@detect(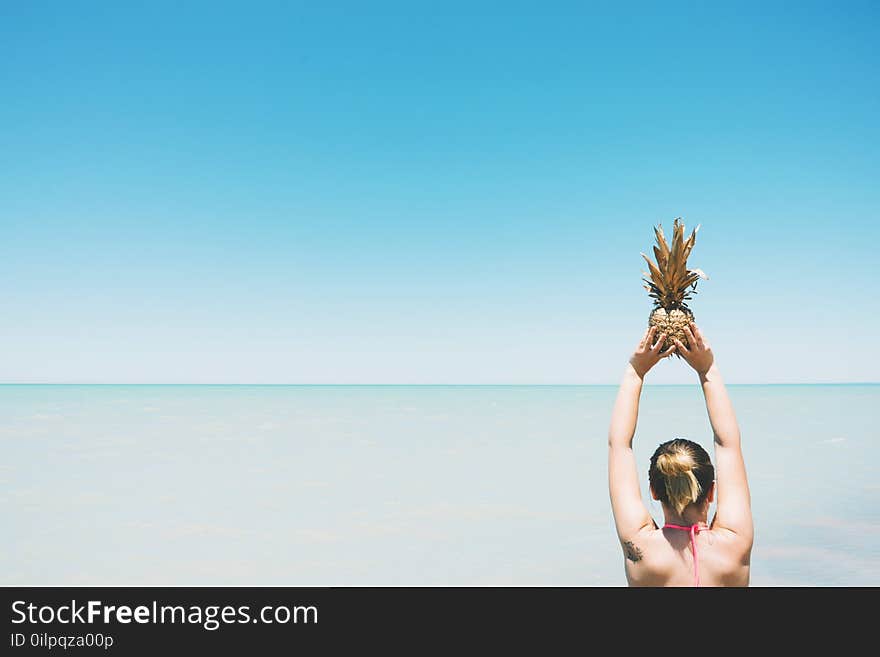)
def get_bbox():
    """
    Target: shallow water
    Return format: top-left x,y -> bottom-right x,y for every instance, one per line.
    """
2,384 -> 877,586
